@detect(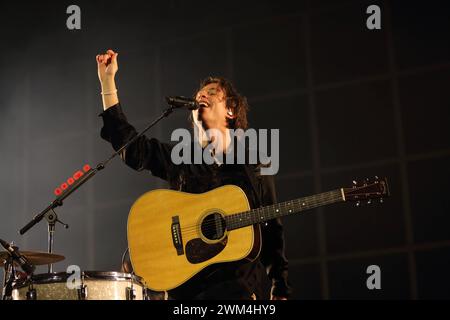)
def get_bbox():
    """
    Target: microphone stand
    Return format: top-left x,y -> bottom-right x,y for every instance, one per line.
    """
19,104 -> 181,266
45,209 -> 69,273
